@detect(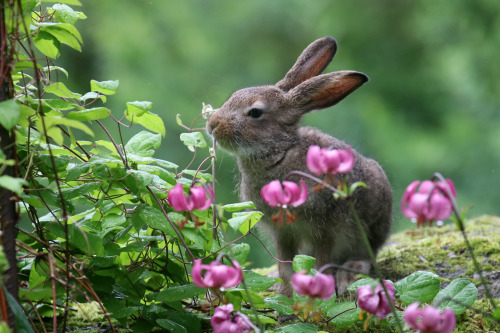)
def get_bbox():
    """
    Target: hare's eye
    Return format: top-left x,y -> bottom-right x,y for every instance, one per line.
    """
247,108 -> 263,119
